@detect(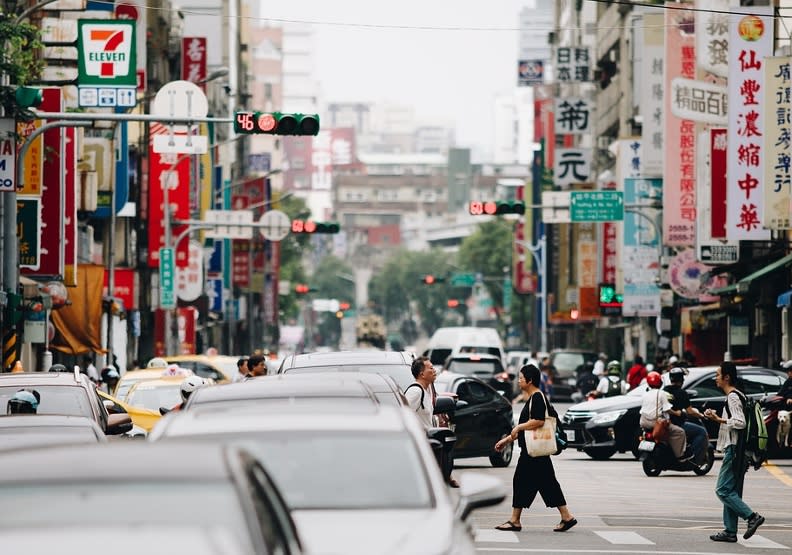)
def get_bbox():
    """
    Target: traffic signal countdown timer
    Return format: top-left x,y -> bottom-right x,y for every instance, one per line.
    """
468,200 -> 526,216
291,219 -> 340,234
234,111 -> 320,135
